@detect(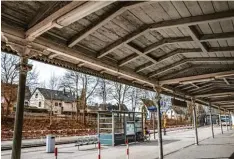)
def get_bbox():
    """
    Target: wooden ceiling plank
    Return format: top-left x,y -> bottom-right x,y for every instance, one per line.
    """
195,91 -> 234,98
98,11 -> 234,59
160,70 -> 234,85
149,57 -> 234,78
28,1 -> 58,28
199,32 -> 234,42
